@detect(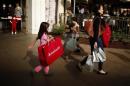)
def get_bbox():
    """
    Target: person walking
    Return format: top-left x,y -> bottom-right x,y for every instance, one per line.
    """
66,8 -> 74,33
77,4 -> 107,75
71,17 -> 80,52
28,22 -> 53,75
63,17 -> 80,61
